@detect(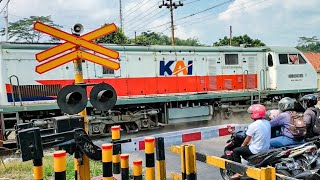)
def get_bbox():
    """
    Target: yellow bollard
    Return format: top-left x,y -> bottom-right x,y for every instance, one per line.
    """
145,136 -> 155,180
121,154 -> 129,180
156,137 -> 166,180
54,150 -> 66,180
102,144 -> 113,180
180,145 -> 186,180
112,125 -> 121,174
133,160 -> 143,180
33,158 -> 43,180
185,145 -> 196,180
